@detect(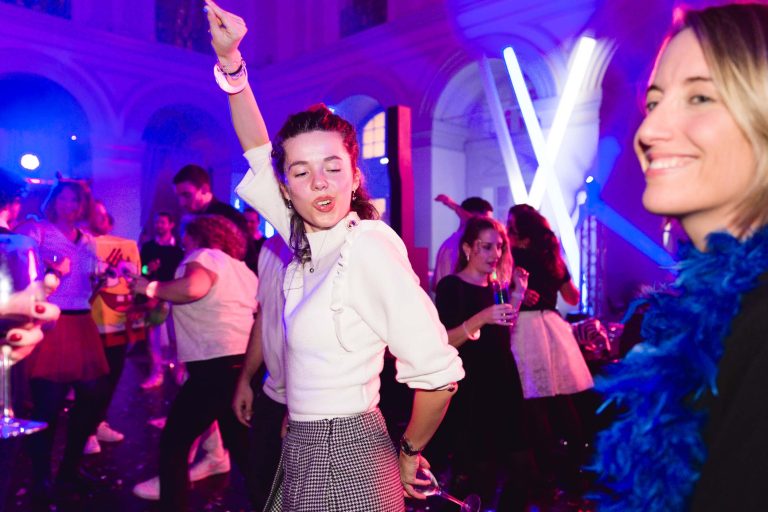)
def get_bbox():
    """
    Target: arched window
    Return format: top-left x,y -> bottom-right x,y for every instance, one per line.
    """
362,111 -> 386,159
